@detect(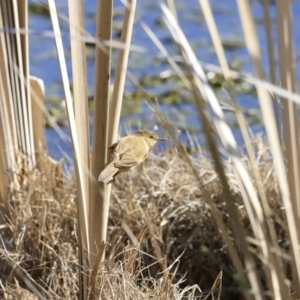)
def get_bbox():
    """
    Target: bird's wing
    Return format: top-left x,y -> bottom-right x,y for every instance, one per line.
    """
114,149 -> 147,168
